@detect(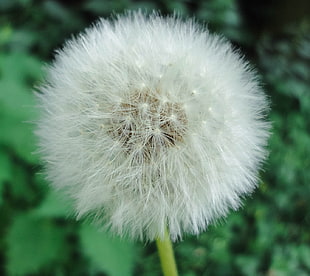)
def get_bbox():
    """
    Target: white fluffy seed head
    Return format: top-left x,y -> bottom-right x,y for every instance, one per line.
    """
36,11 -> 270,241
